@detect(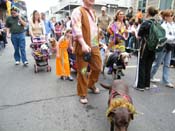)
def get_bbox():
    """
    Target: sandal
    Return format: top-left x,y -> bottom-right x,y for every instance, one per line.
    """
89,86 -> 100,94
79,97 -> 88,104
